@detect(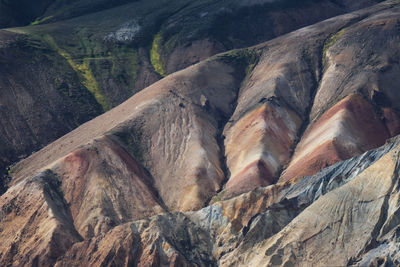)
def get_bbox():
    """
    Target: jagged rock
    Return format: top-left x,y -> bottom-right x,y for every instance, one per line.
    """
235,140 -> 400,266
0,171 -> 82,267
55,213 -> 215,267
